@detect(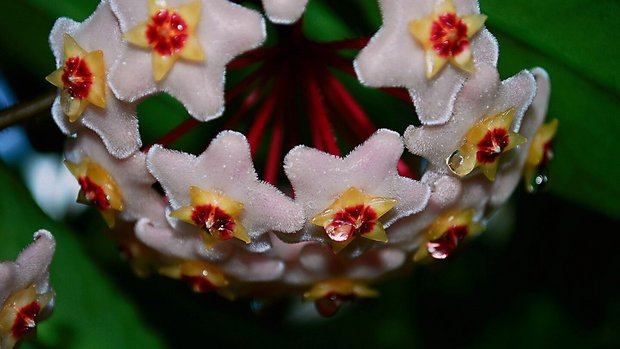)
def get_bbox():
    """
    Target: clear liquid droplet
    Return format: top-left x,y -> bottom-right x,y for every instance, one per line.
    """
447,150 -> 465,175
527,166 -> 549,193
60,90 -> 82,119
